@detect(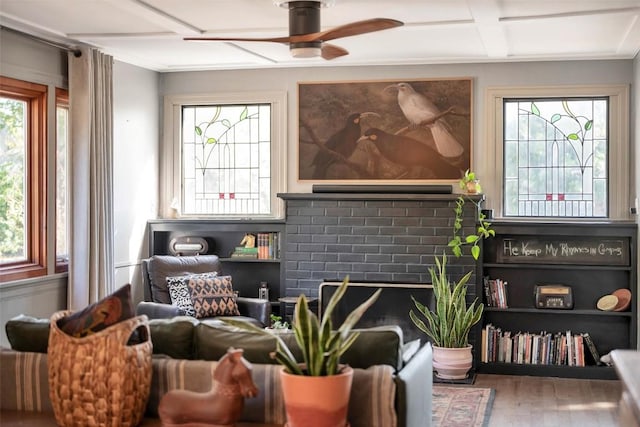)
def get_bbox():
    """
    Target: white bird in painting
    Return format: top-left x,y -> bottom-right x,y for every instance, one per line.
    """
386,82 -> 464,158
